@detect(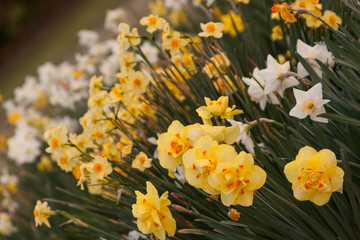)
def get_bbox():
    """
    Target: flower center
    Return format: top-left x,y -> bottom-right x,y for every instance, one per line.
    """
170,39 -> 179,48
94,163 -> 103,172
302,98 -> 315,114
139,157 -> 146,163
148,16 -> 157,25
133,78 -> 142,87
50,138 -> 59,148
206,23 -> 216,32
33,209 -> 39,217
60,157 -> 67,164
328,15 -> 337,25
